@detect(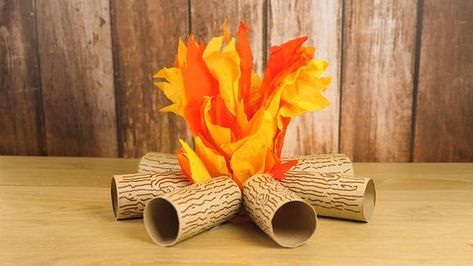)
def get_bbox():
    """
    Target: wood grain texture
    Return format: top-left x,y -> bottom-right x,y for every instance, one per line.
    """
111,0 -> 191,158
340,0 -> 418,162
0,157 -> 473,264
268,0 -> 342,156
0,156 -> 138,187
190,0 -> 265,74
0,0 -> 44,155
112,171 -> 190,219
242,174 -> 316,247
145,176 -> 241,246
285,153 -> 353,176
413,0 -> 473,162
137,152 -> 181,173
36,0 -> 117,156
280,171 -> 374,221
